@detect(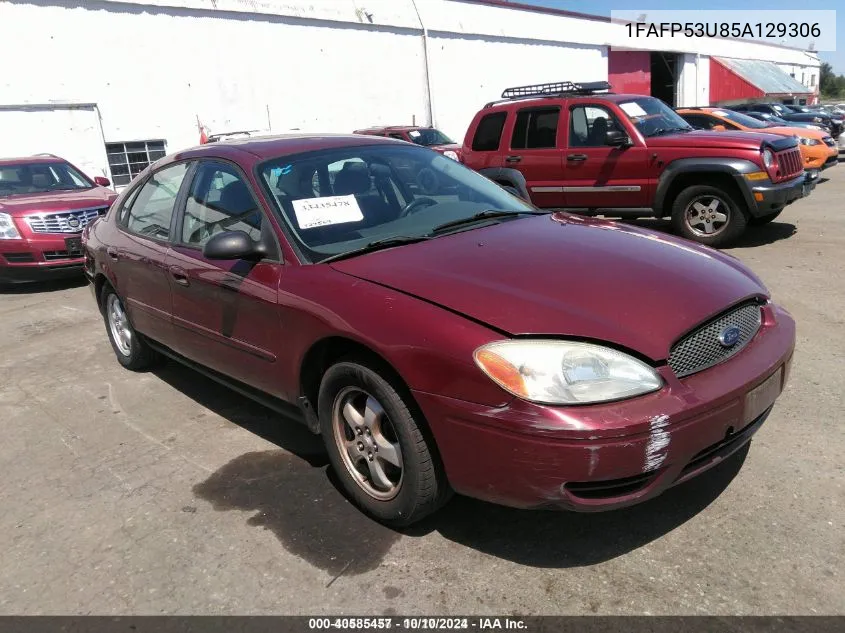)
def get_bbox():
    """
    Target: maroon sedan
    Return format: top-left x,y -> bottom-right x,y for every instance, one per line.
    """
0,156 -> 116,284
353,125 -> 463,161
82,134 -> 794,525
